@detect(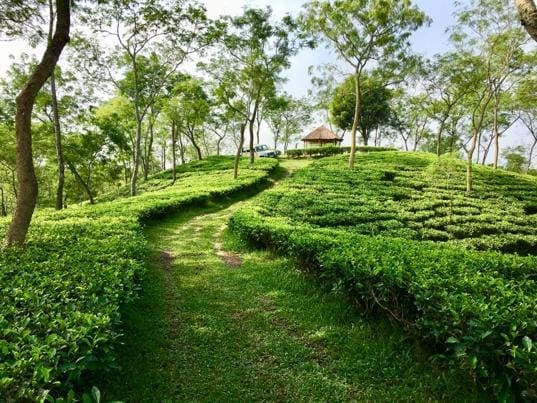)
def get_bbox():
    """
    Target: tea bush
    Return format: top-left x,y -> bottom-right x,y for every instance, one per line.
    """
285,145 -> 395,158
0,156 -> 277,400
230,151 -> 537,398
